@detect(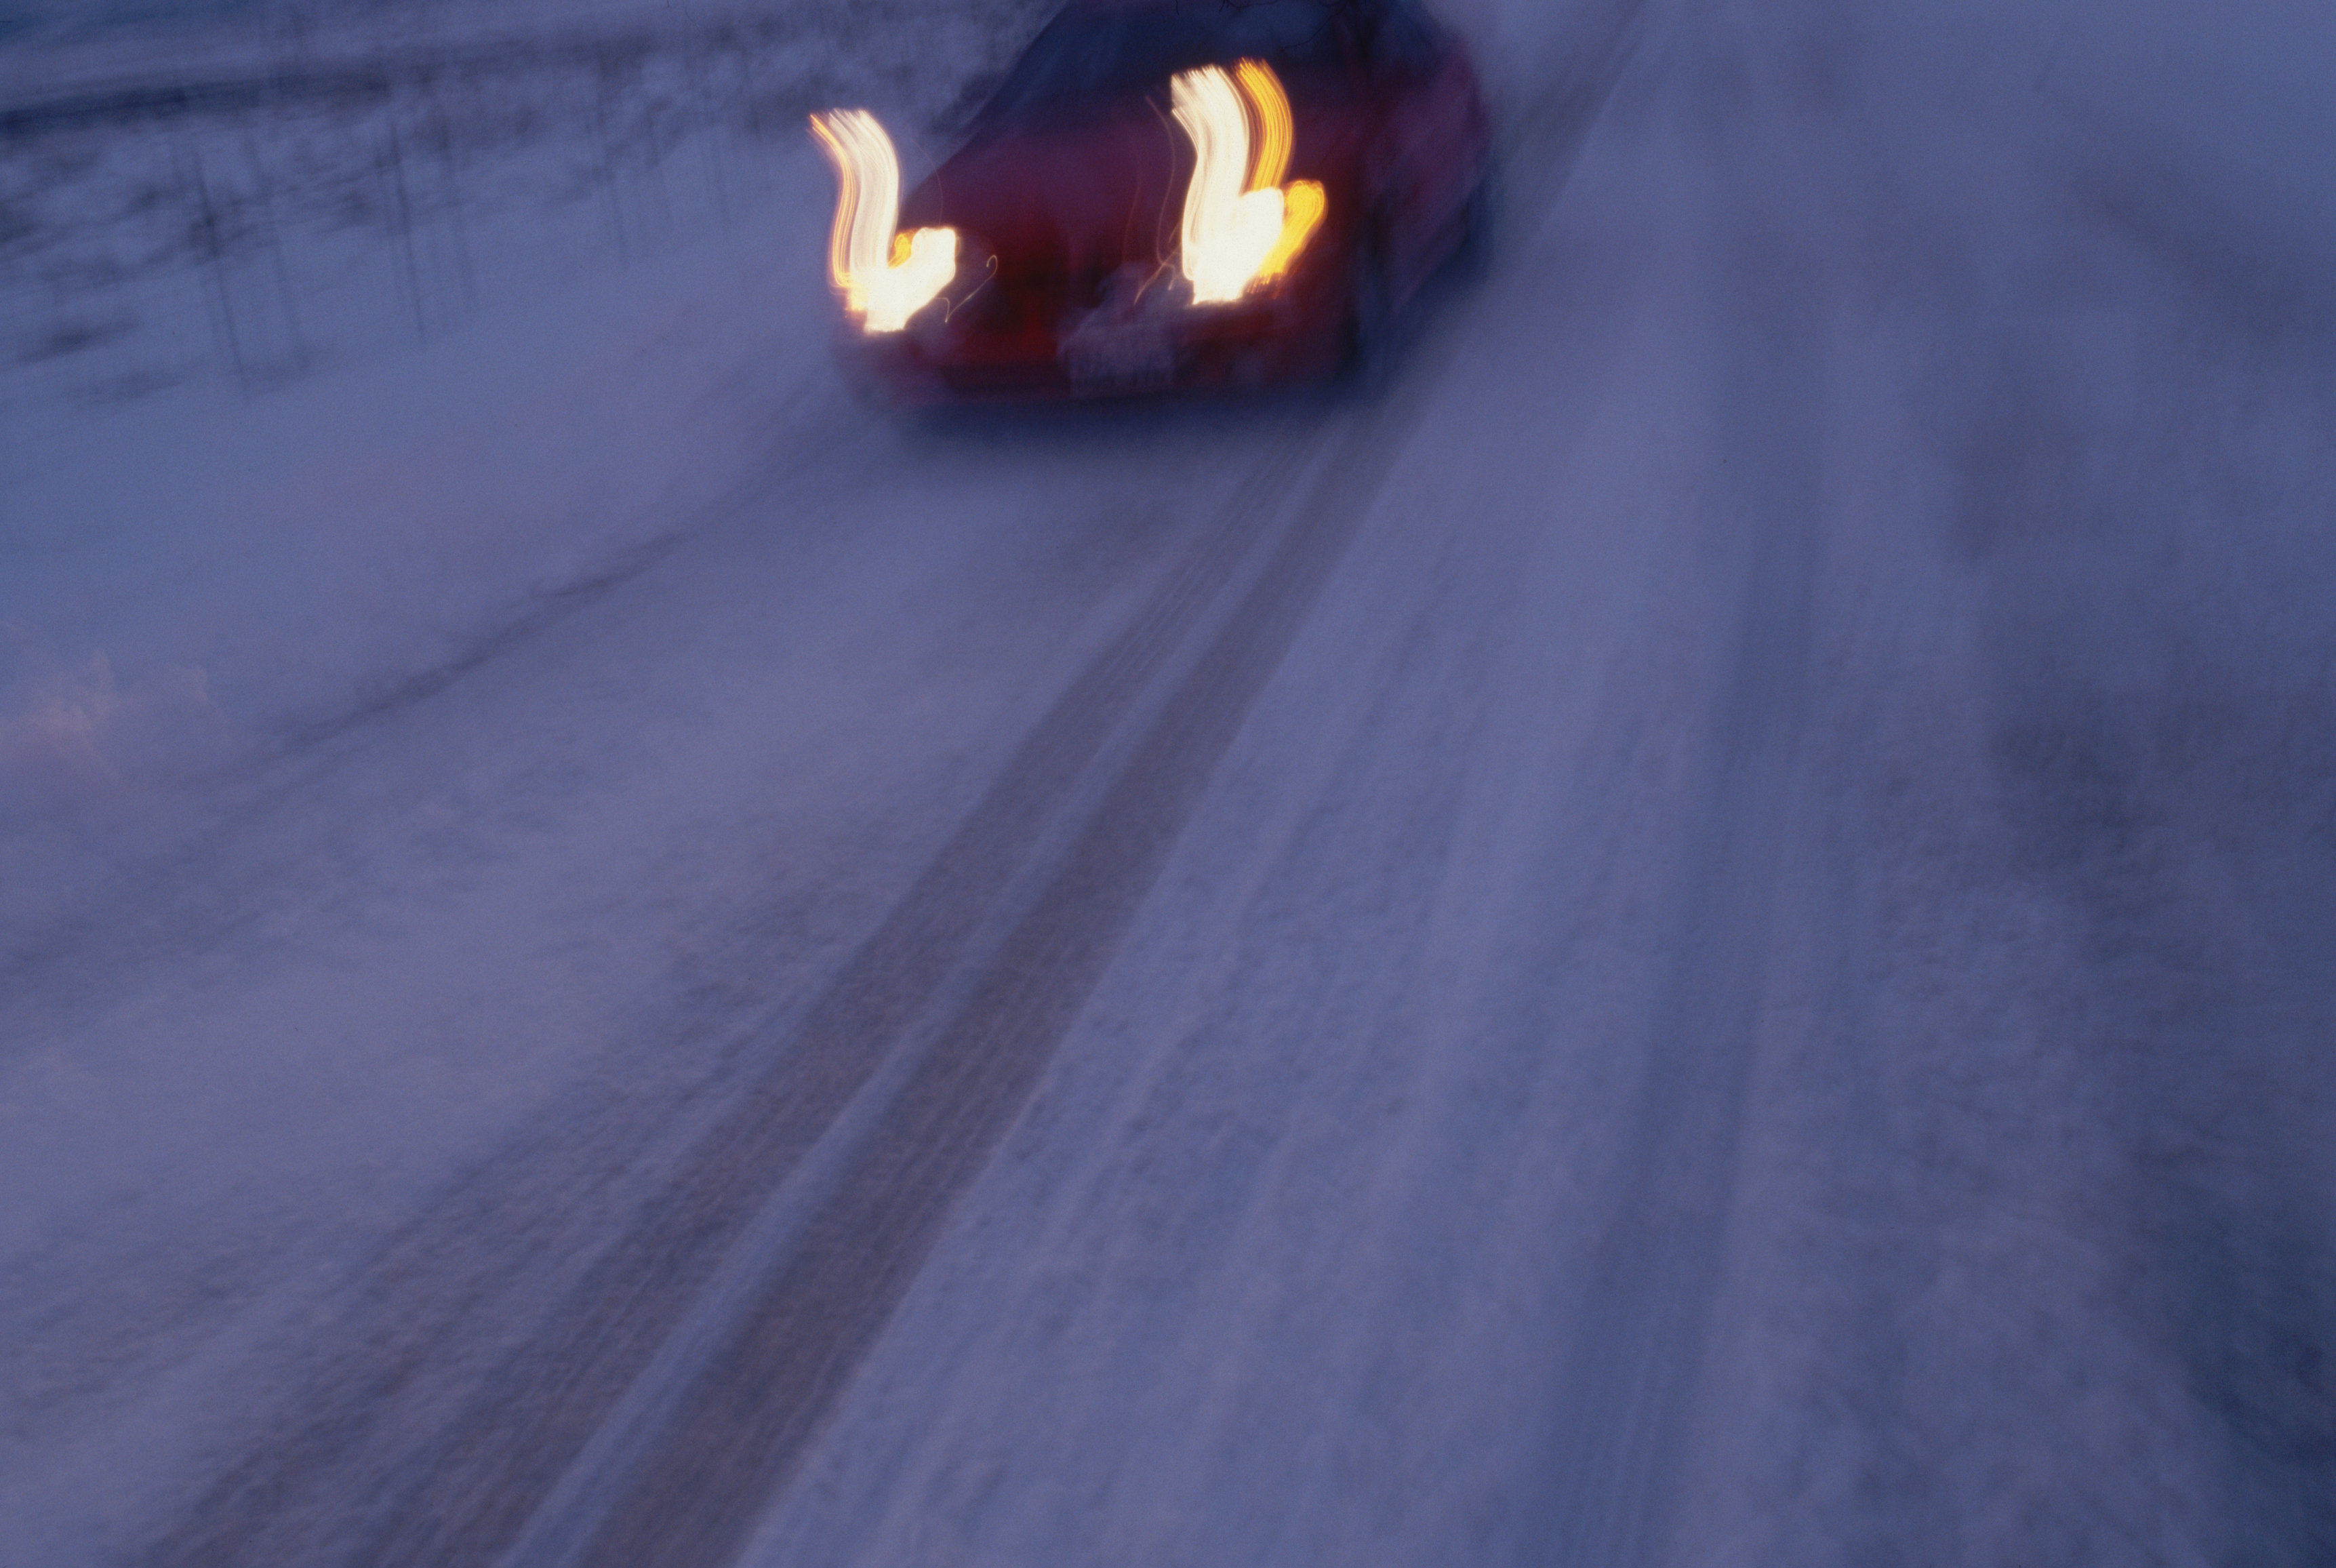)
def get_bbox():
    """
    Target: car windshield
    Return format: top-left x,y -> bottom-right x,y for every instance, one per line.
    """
980,1 -> 1357,120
